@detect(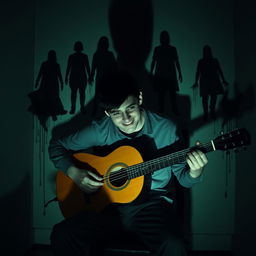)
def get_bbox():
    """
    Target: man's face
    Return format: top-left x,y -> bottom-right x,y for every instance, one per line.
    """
105,94 -> 144,134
